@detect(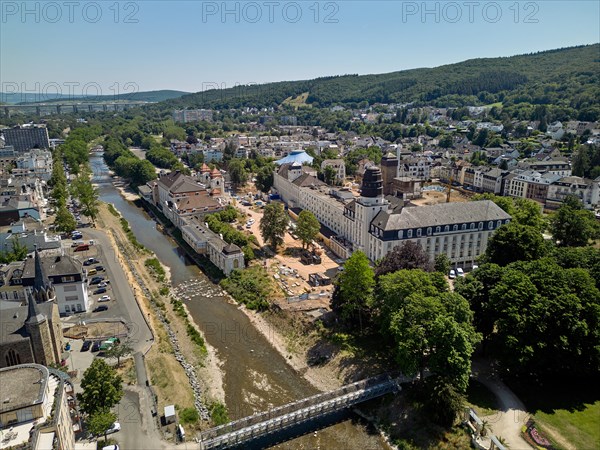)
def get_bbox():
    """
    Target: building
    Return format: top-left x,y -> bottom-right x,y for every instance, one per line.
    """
0,261 -> 27,304
503,170 -> 560,202
14,149 -> 53,181
1,221 -> 62,253
380,152 -> 399,195
21,250 -> 89,315
275,164 -> 510,267
151,170 -> 222,227
0,364 -> 76,450
546,176 -> 600,210
1,126 -> 50,153
0,291 -> 63,368
398,156 -> 432,180
181,216 -> 245,275
172,109 -> 213,123
320,159 -> 346,184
